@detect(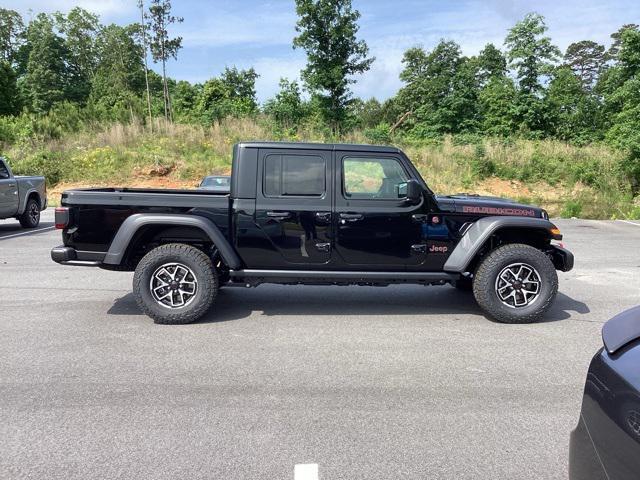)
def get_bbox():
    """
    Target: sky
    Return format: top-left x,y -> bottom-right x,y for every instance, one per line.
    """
4,0 -> 640,102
